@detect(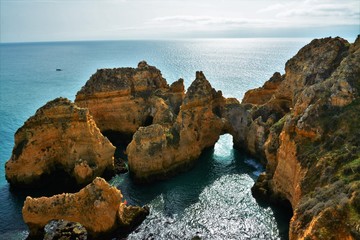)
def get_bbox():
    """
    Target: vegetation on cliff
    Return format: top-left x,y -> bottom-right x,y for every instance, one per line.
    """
4,36 -> 359,239
249,36 -> 360,239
